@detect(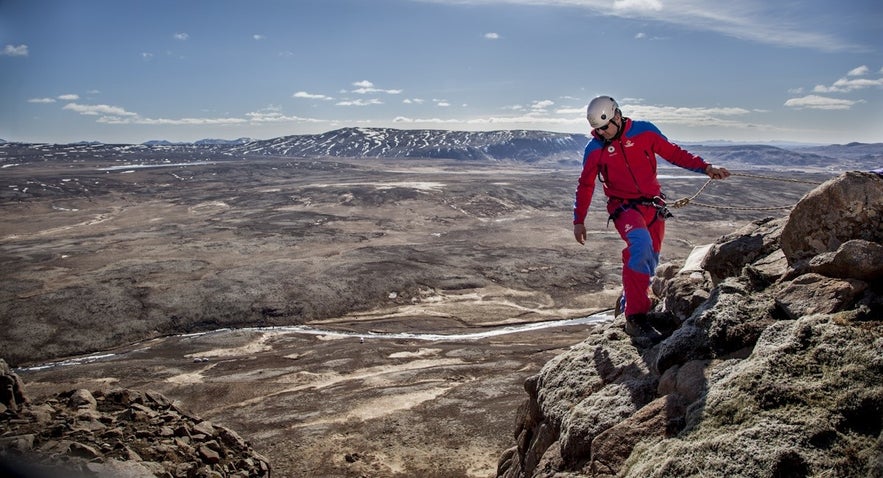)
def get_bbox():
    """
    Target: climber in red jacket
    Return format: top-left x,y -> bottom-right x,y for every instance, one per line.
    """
572,96 -> 730,340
